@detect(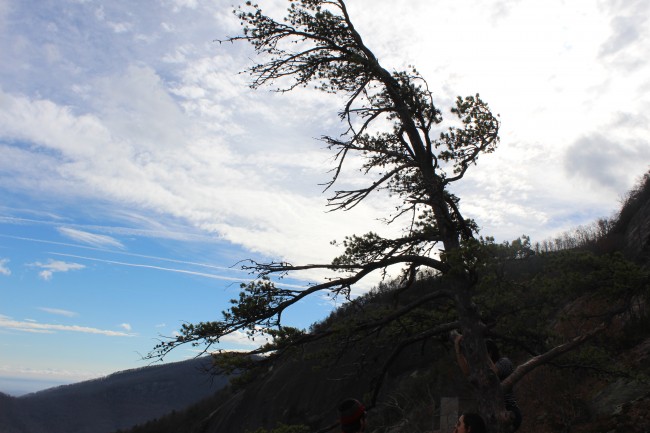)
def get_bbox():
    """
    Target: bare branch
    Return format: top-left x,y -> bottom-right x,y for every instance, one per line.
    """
501,322 -> 606,392
369,321 -> 460,407
327,164 -> 411,211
